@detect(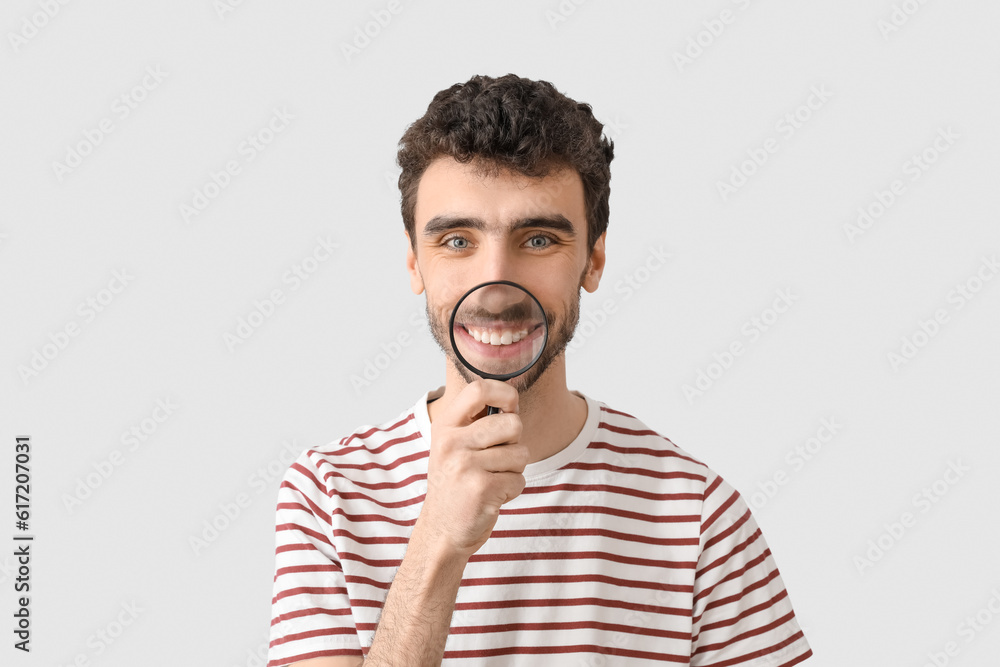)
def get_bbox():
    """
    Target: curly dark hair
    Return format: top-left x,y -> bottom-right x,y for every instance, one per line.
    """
396,73 -> 614,253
